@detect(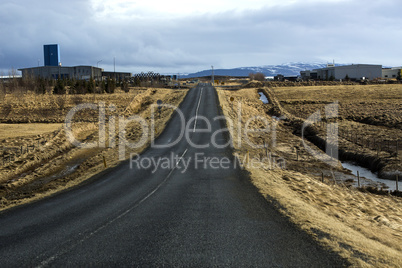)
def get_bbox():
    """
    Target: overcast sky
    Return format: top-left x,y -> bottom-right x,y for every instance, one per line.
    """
1,0 -> 401,74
